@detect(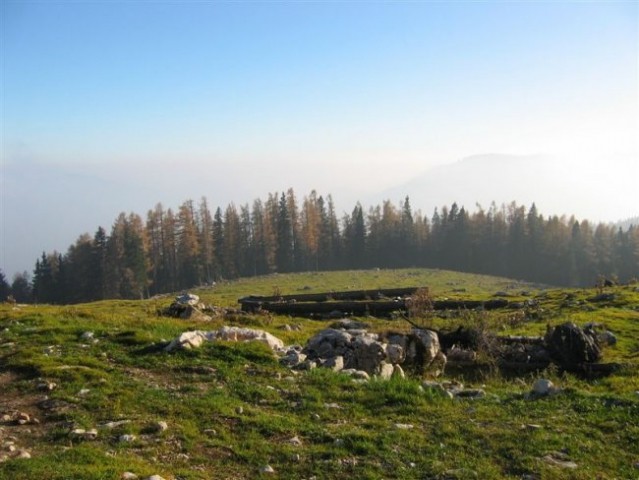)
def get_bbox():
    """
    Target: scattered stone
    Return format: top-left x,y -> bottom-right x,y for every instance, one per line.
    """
394,423 -> 414,430
15,450 -> 31,459
118,434 -> 136,442
311,413 -> 321,421
154,421 -> 168,433
121,473 -> 138,480
288,436 -> 303,446
454,388 -> 486,399
542,452 -> 577,469
36,380 -> 57,391
78,388 -> 91,397
235,406 -> 244,415
80,331 -> 95,341
143,476 -> 166,480
525,424 -> 542,431
16,412 -> 30,425
531,379 -> 560,397
324,402 -> 341,409
442,468 -> 478,478
261,464 -> 275,474
71,428 -> 98,440
101,420 -> 131,429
